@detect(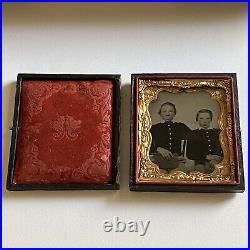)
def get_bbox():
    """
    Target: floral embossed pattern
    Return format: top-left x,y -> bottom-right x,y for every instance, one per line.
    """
14,80 -> 114,184
50,115 -> 82,141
